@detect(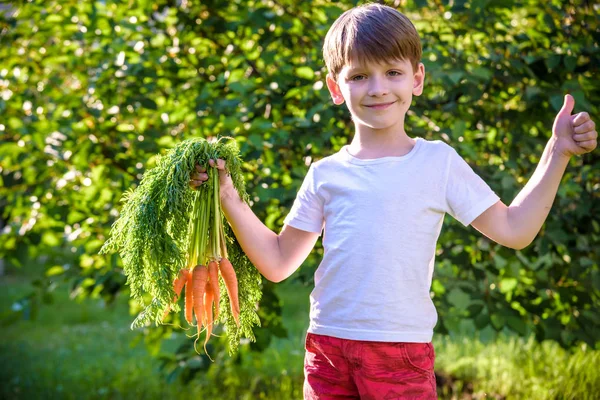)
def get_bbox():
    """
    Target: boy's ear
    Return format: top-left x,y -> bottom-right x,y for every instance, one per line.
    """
326,73 -> 345,105
412,63 -> 426,96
